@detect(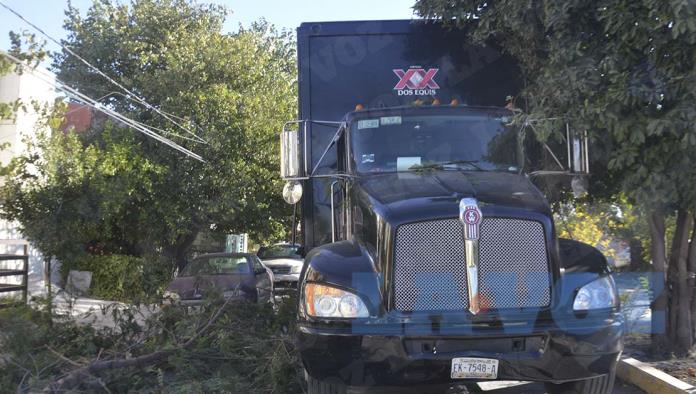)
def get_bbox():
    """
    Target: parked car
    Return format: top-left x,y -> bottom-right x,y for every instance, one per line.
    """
257,243 -> 303,291
164,253 -> 274,305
